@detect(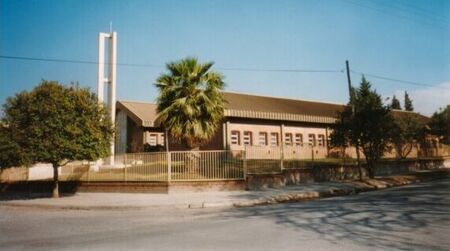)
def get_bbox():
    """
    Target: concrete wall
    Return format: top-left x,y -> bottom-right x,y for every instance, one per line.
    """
246,158 -> 446,190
